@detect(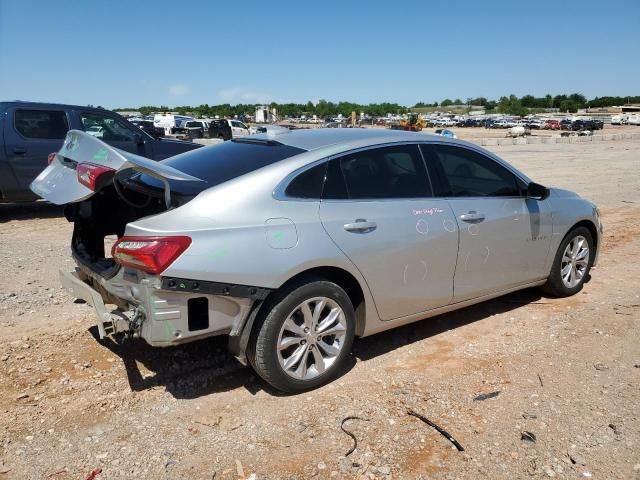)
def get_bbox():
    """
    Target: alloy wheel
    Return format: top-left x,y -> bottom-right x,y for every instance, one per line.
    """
276,297 -> 347,380
560,235 -> 590,288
